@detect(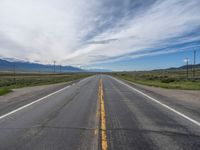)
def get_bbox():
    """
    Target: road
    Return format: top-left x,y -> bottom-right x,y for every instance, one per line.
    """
0,75 -> 199,150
